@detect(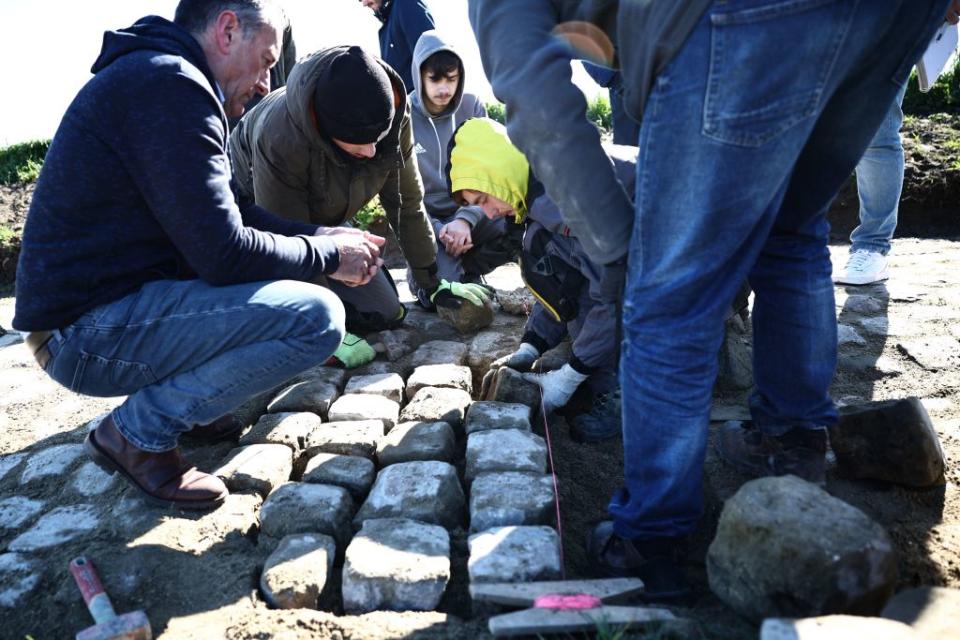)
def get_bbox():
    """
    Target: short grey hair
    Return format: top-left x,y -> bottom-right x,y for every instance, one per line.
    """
174,0 -> 283,38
